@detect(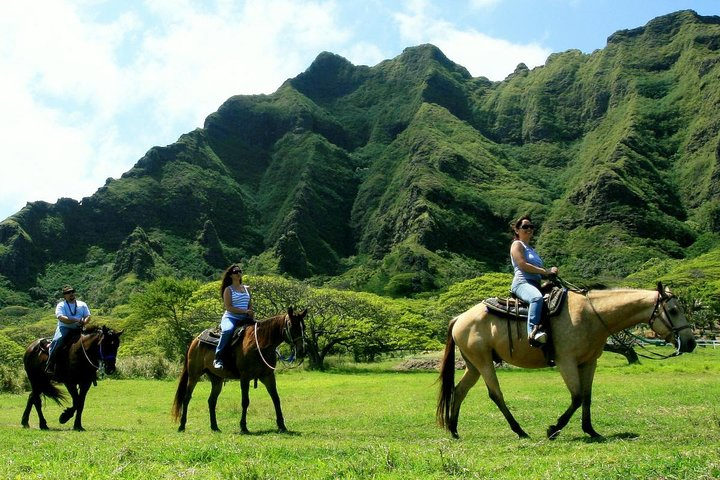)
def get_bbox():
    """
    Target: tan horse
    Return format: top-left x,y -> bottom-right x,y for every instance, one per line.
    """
172,307 -> 307,433
437,282 -> 696,440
